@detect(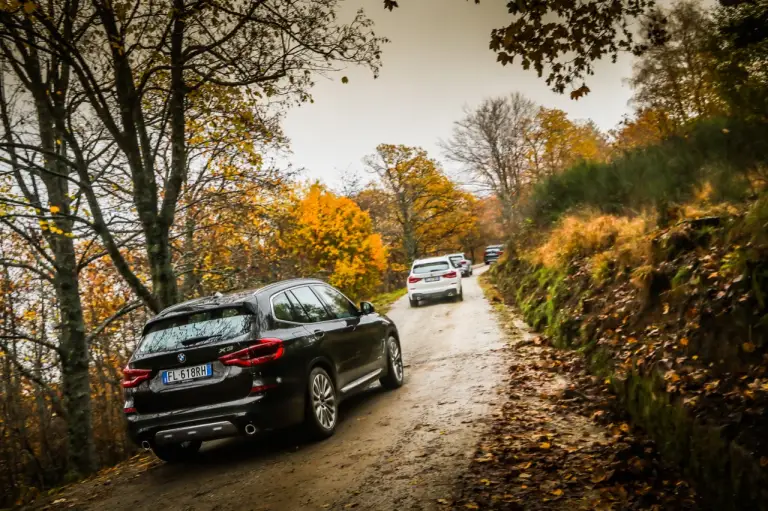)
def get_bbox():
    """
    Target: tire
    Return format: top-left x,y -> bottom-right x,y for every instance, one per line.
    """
305,367 -> 338,439
151,440 -> 202,463
409,297 -> 418,308
380,336 -> 404,390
